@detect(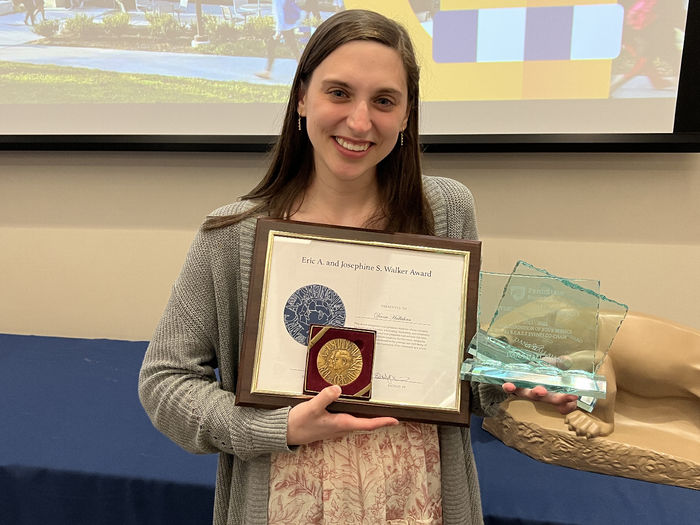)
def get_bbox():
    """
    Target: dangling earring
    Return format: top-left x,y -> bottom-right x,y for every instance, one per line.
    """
400,131 -> 404,147
298,115 -> 302,131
